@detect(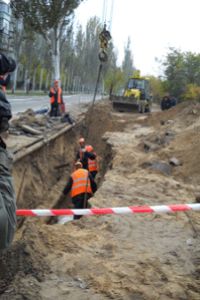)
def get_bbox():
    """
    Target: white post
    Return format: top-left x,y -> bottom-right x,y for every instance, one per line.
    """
32,68 -> 37,91
12,63 -> 18,93
39,68 -> 44,91
52,26 -> 61,82
45,73 -> 49,92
